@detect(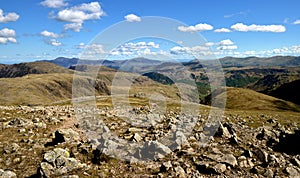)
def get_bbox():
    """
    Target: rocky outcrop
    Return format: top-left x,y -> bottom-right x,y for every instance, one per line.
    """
0,105 -> 299,177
